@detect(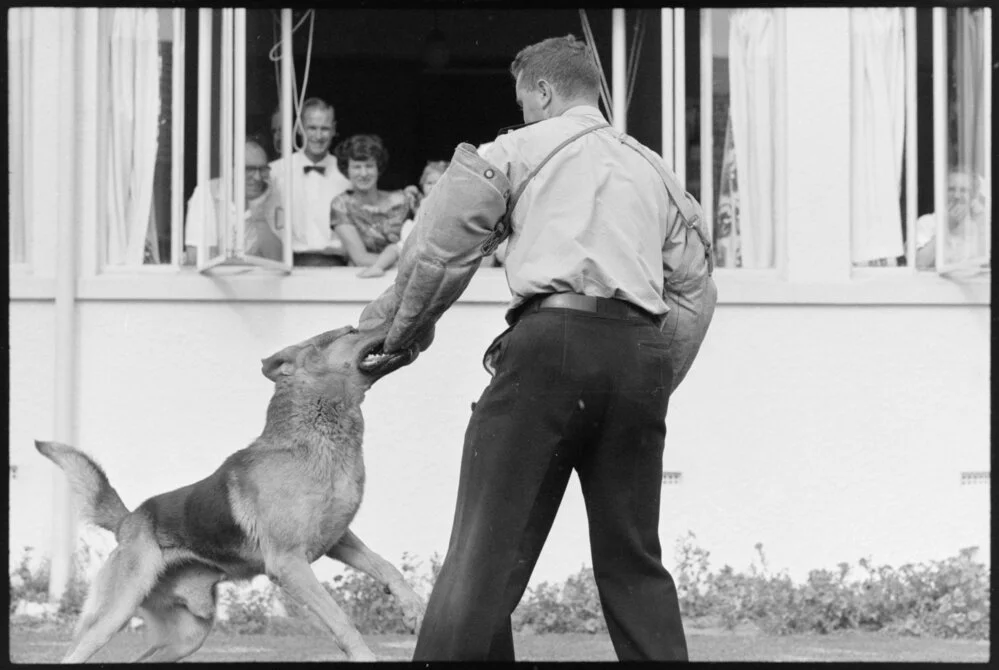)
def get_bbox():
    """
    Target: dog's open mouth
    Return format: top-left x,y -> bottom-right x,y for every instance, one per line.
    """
358,340 -> 419,376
